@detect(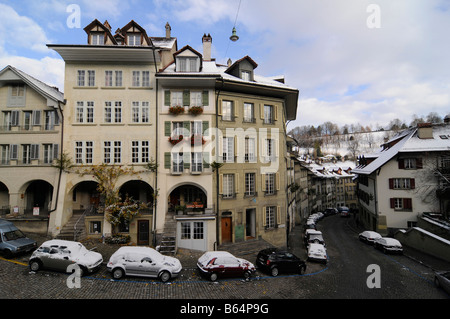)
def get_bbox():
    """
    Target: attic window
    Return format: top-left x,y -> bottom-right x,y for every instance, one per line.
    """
241,70 -> 251,81
176,57 -> 200,72
128,33 -> 141,46
91,33 -> 104,45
